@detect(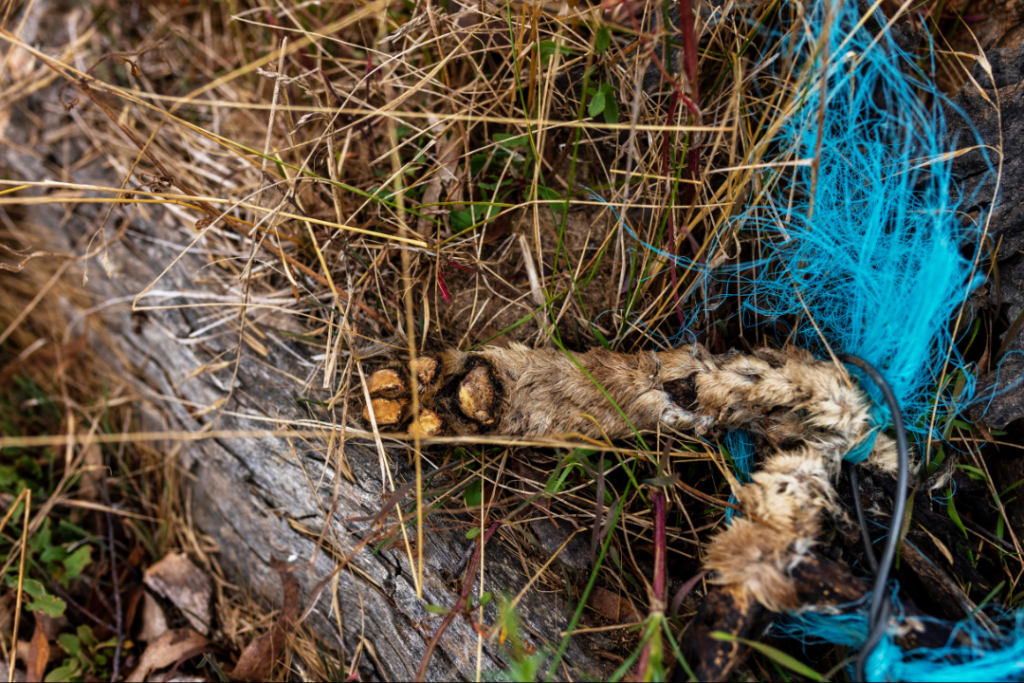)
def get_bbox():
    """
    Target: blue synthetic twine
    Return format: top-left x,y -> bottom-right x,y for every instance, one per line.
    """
723,430 -> 754,524
843,404 -> 884,464
716,0 -> 1019,679
775,598 -> 1024,682
731,3 -> 986,445
658,0 -> 1015,678
594,0 -> 1013,675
